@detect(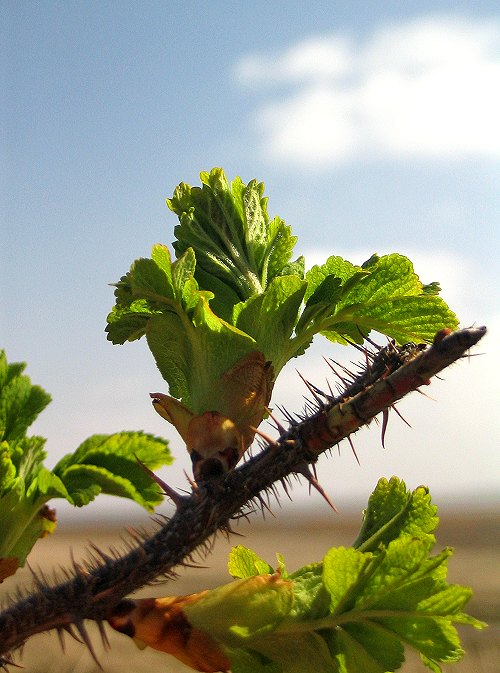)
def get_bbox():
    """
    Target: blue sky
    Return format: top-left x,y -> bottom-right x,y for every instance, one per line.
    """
1,1 -> 499,519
